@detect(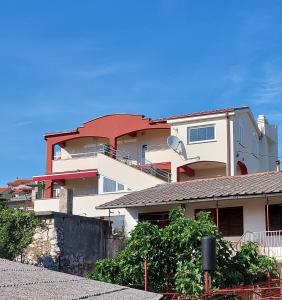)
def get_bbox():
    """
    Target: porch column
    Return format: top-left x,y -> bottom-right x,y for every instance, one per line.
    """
109,137 -> 117,158
216,201 -> 219,229
45,142 -> 54,198
266,197 -> 270,231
